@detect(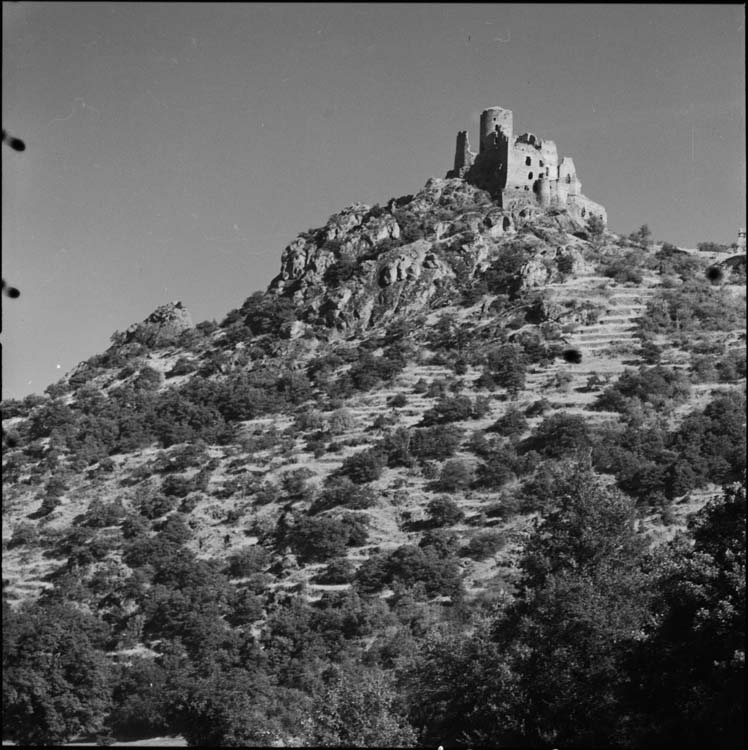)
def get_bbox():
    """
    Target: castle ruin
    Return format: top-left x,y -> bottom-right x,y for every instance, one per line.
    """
447,105 -> 607,225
